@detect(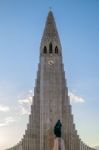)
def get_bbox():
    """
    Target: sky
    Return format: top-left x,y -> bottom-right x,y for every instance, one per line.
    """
0,0 -> 99,149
